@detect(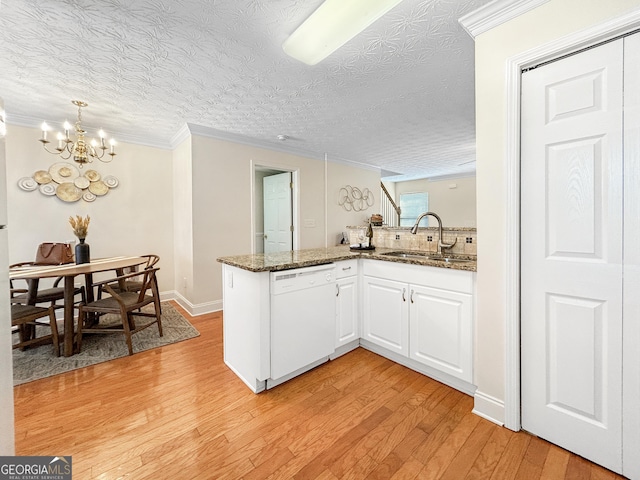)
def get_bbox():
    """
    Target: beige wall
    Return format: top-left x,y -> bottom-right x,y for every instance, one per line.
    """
474,0 -> 640,422
0,98 -> 15,455
3,124 -> 381,314
183,133 -> 379,310
172,136 -> 193,304
393,176 -> 476,227
326,161 -> 381,245
5,125 -> 175,292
